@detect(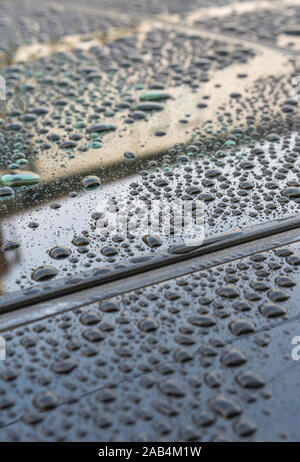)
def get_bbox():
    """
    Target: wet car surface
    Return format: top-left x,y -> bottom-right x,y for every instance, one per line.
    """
0,0 -> 299,442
